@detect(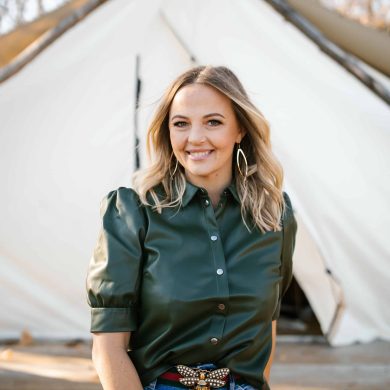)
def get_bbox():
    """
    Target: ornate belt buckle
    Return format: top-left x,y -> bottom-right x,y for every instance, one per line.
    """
176,364 -> 230,390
